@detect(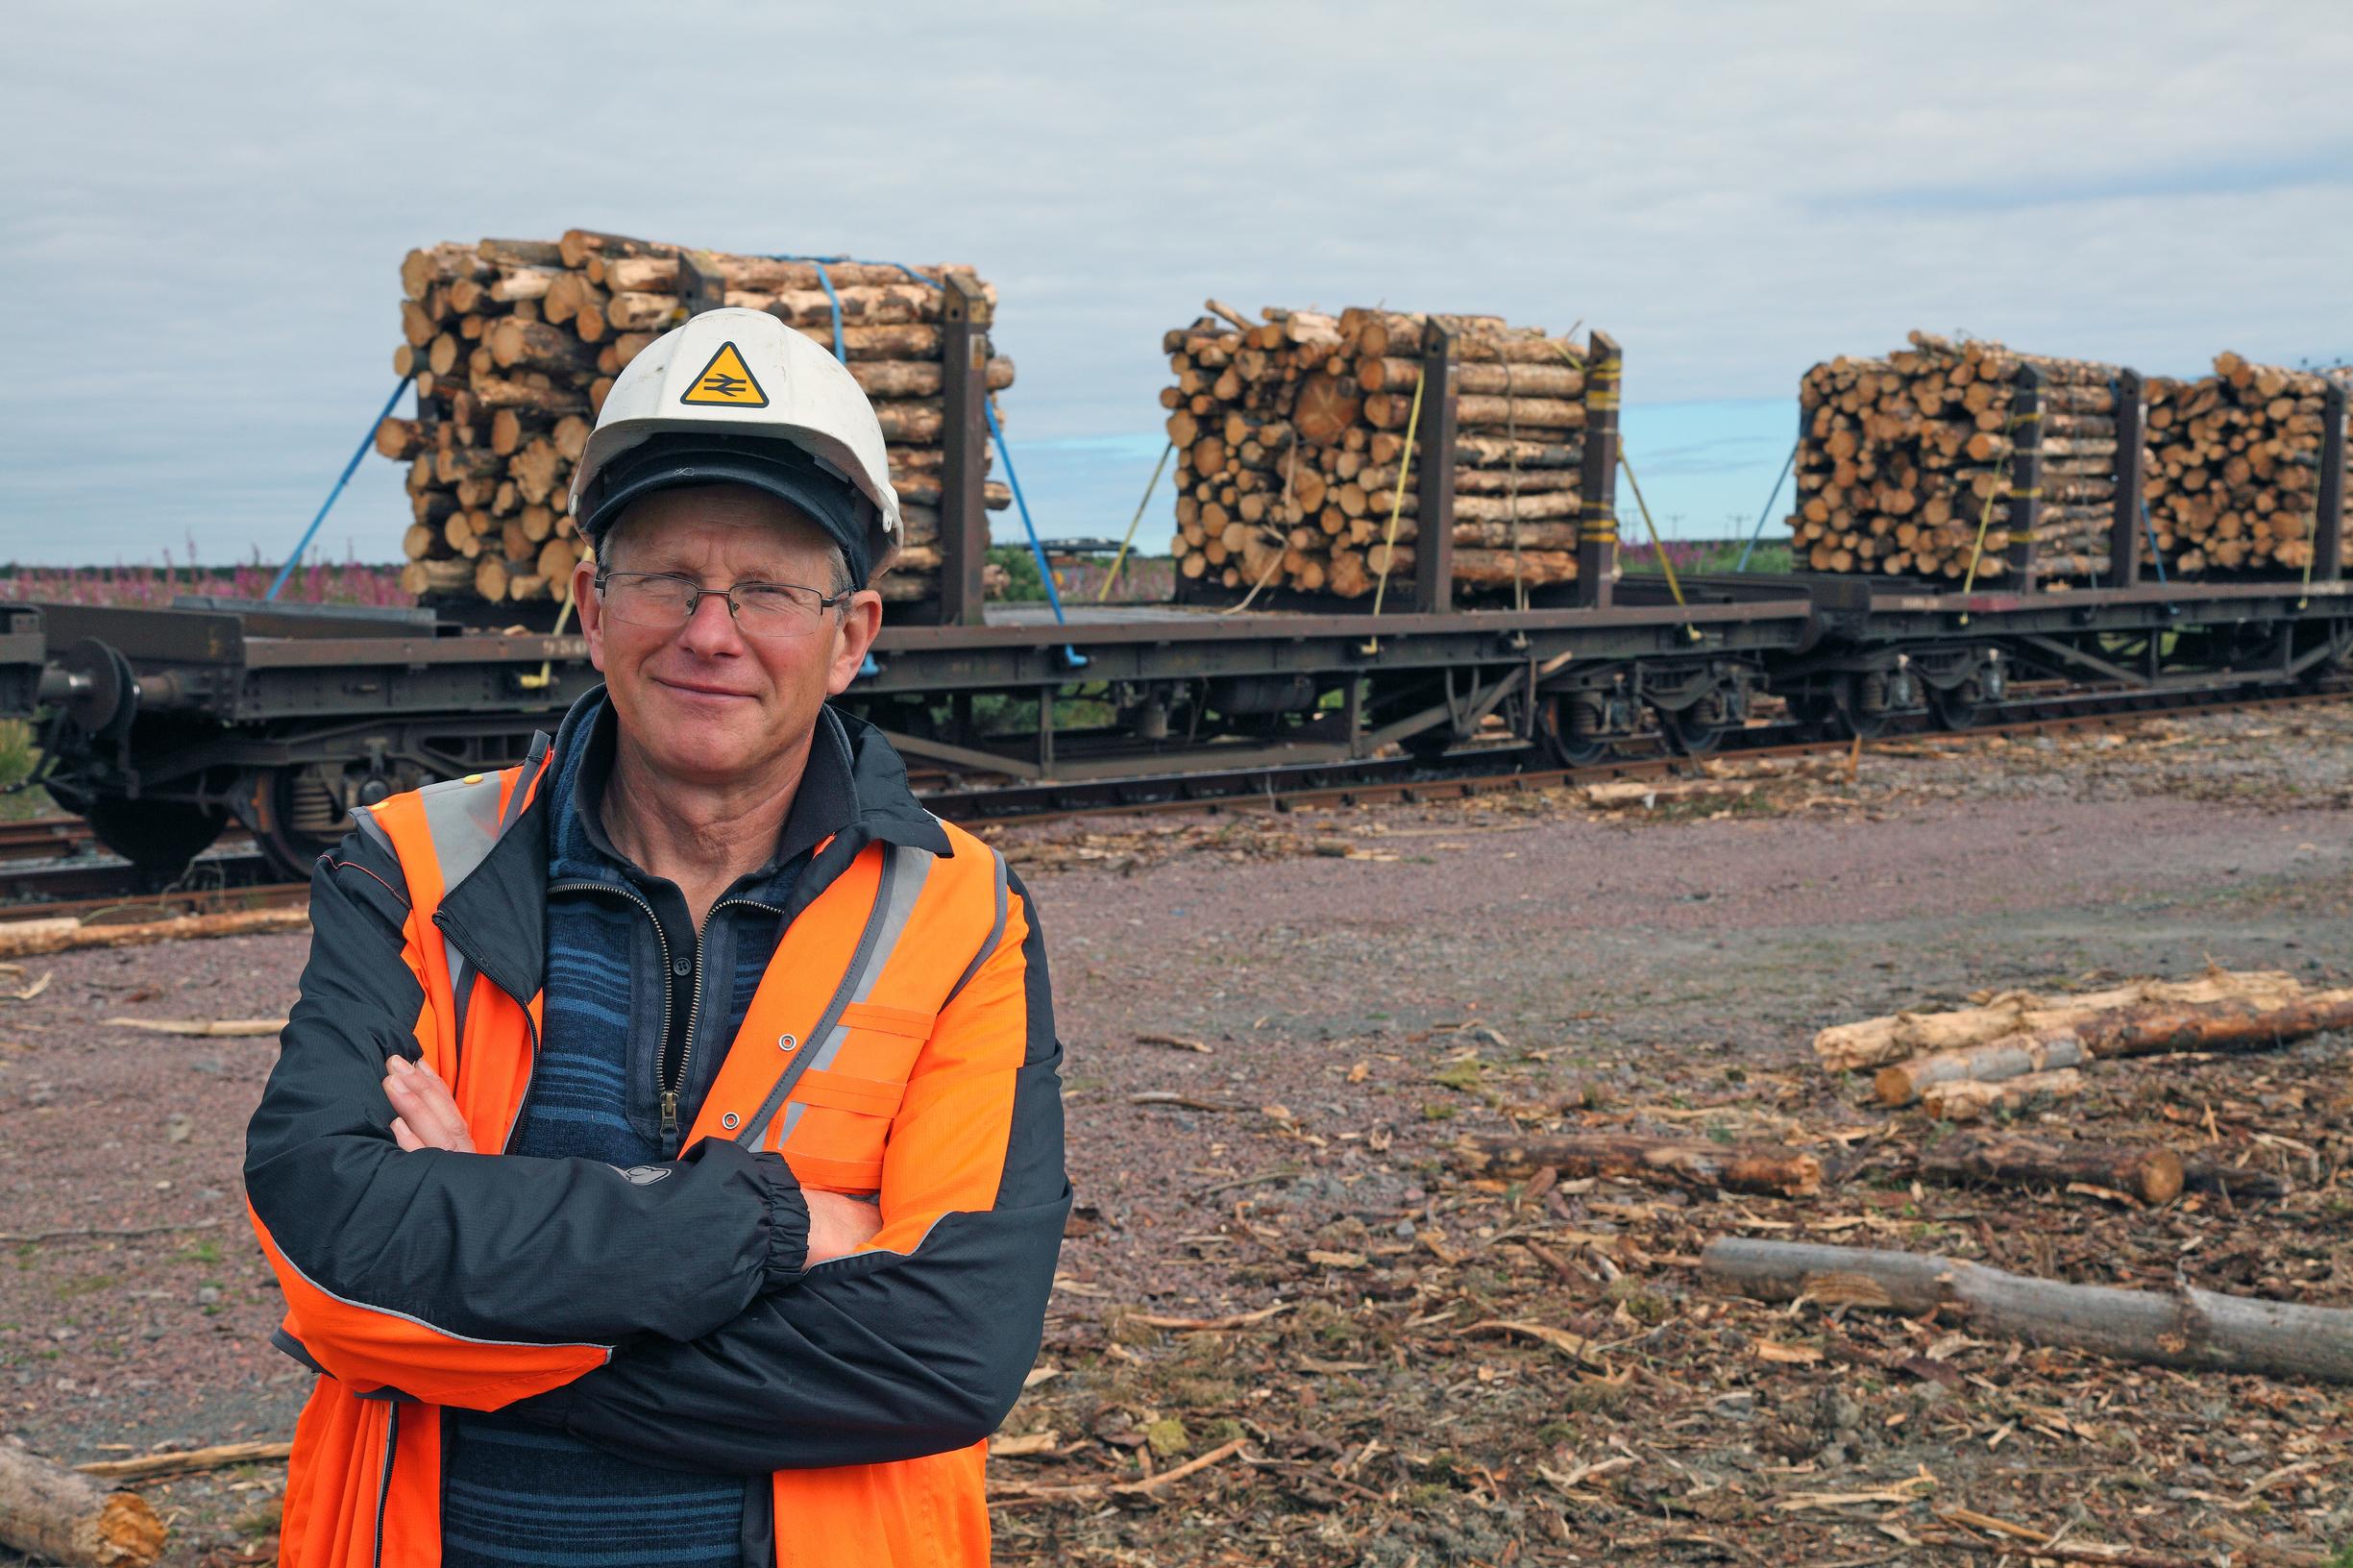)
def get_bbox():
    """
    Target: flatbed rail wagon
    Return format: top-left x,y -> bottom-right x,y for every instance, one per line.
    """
4,324 -> 2347,883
